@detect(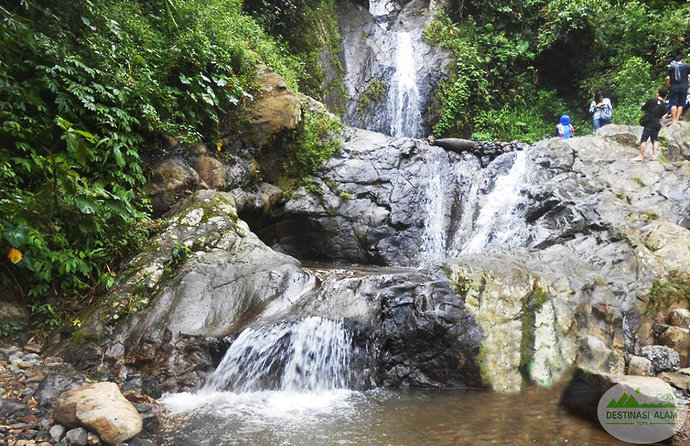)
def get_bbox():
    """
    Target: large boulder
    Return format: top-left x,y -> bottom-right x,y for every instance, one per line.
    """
53,382 -> 142,445
236,67 -> 302,148
656,326 -> 690,367
143,156 -> 204,216
640,345 -> 681,374
192,155 -> 228,190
